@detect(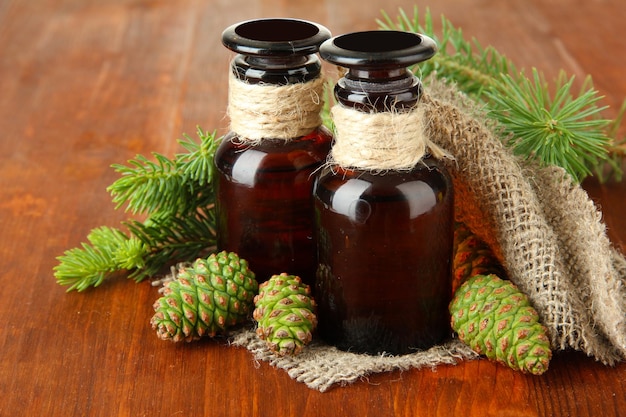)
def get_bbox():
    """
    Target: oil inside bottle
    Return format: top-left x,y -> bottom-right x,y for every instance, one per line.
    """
215,128 -> 332,284
314,159 -> 454,354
